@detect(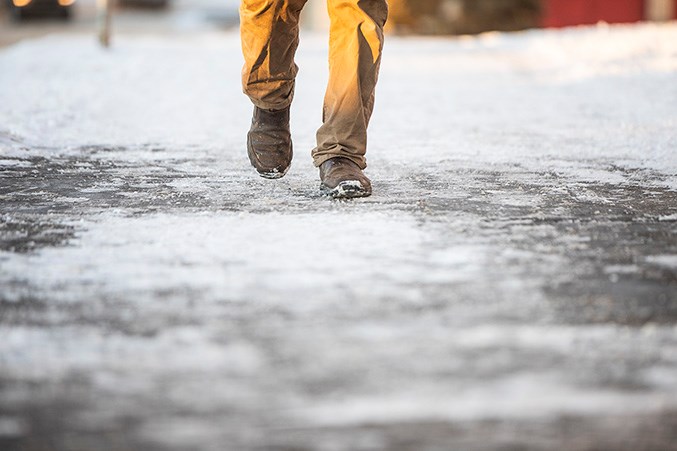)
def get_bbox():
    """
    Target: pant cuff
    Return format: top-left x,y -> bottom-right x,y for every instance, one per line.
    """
248,97 -> 292,111
313,150 -> 367,170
